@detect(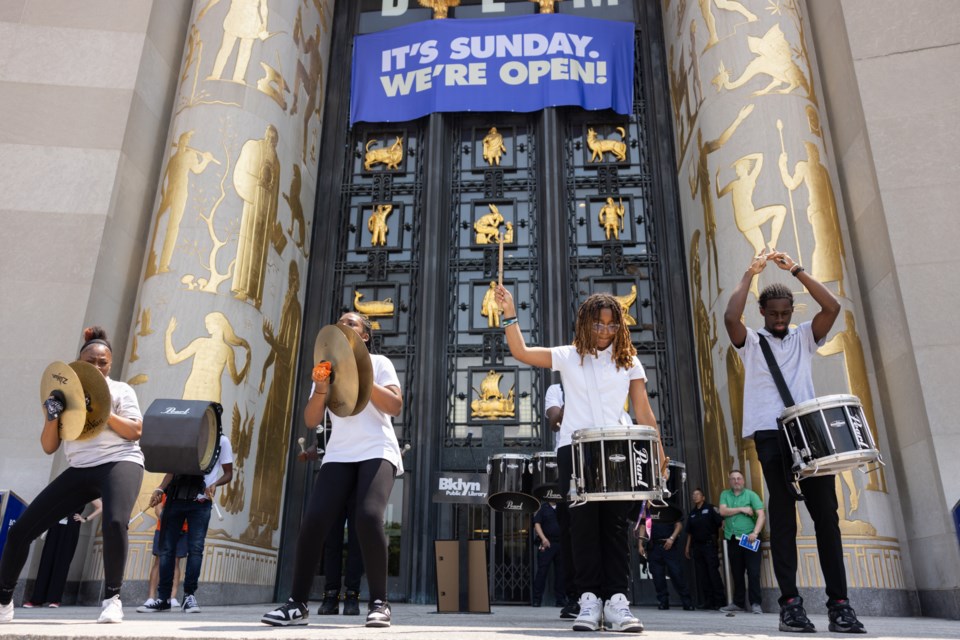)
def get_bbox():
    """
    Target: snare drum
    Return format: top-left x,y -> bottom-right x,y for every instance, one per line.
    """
664,460 -> 687,502
571,426 -> 665,503
531,451 -> 562,501
486,453 -> 539,513
779,394 -> 882,480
